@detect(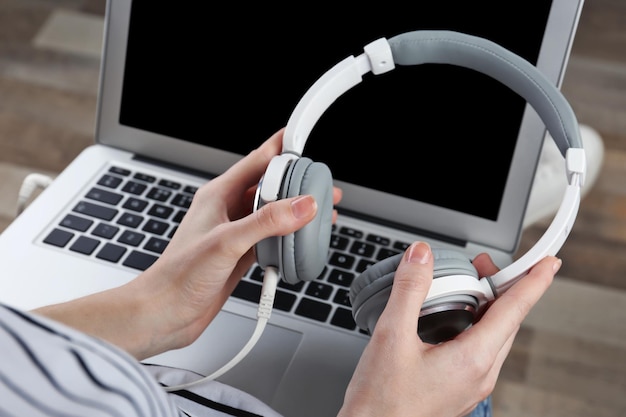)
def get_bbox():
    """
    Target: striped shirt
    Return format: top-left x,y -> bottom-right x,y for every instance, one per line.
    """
0,303 -> 283,417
